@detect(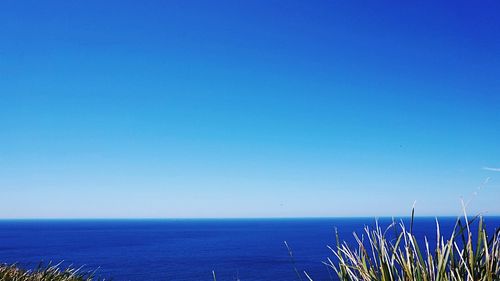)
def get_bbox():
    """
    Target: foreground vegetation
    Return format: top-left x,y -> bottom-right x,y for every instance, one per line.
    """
318,212 -> 500,281
0,263 -> 99,281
